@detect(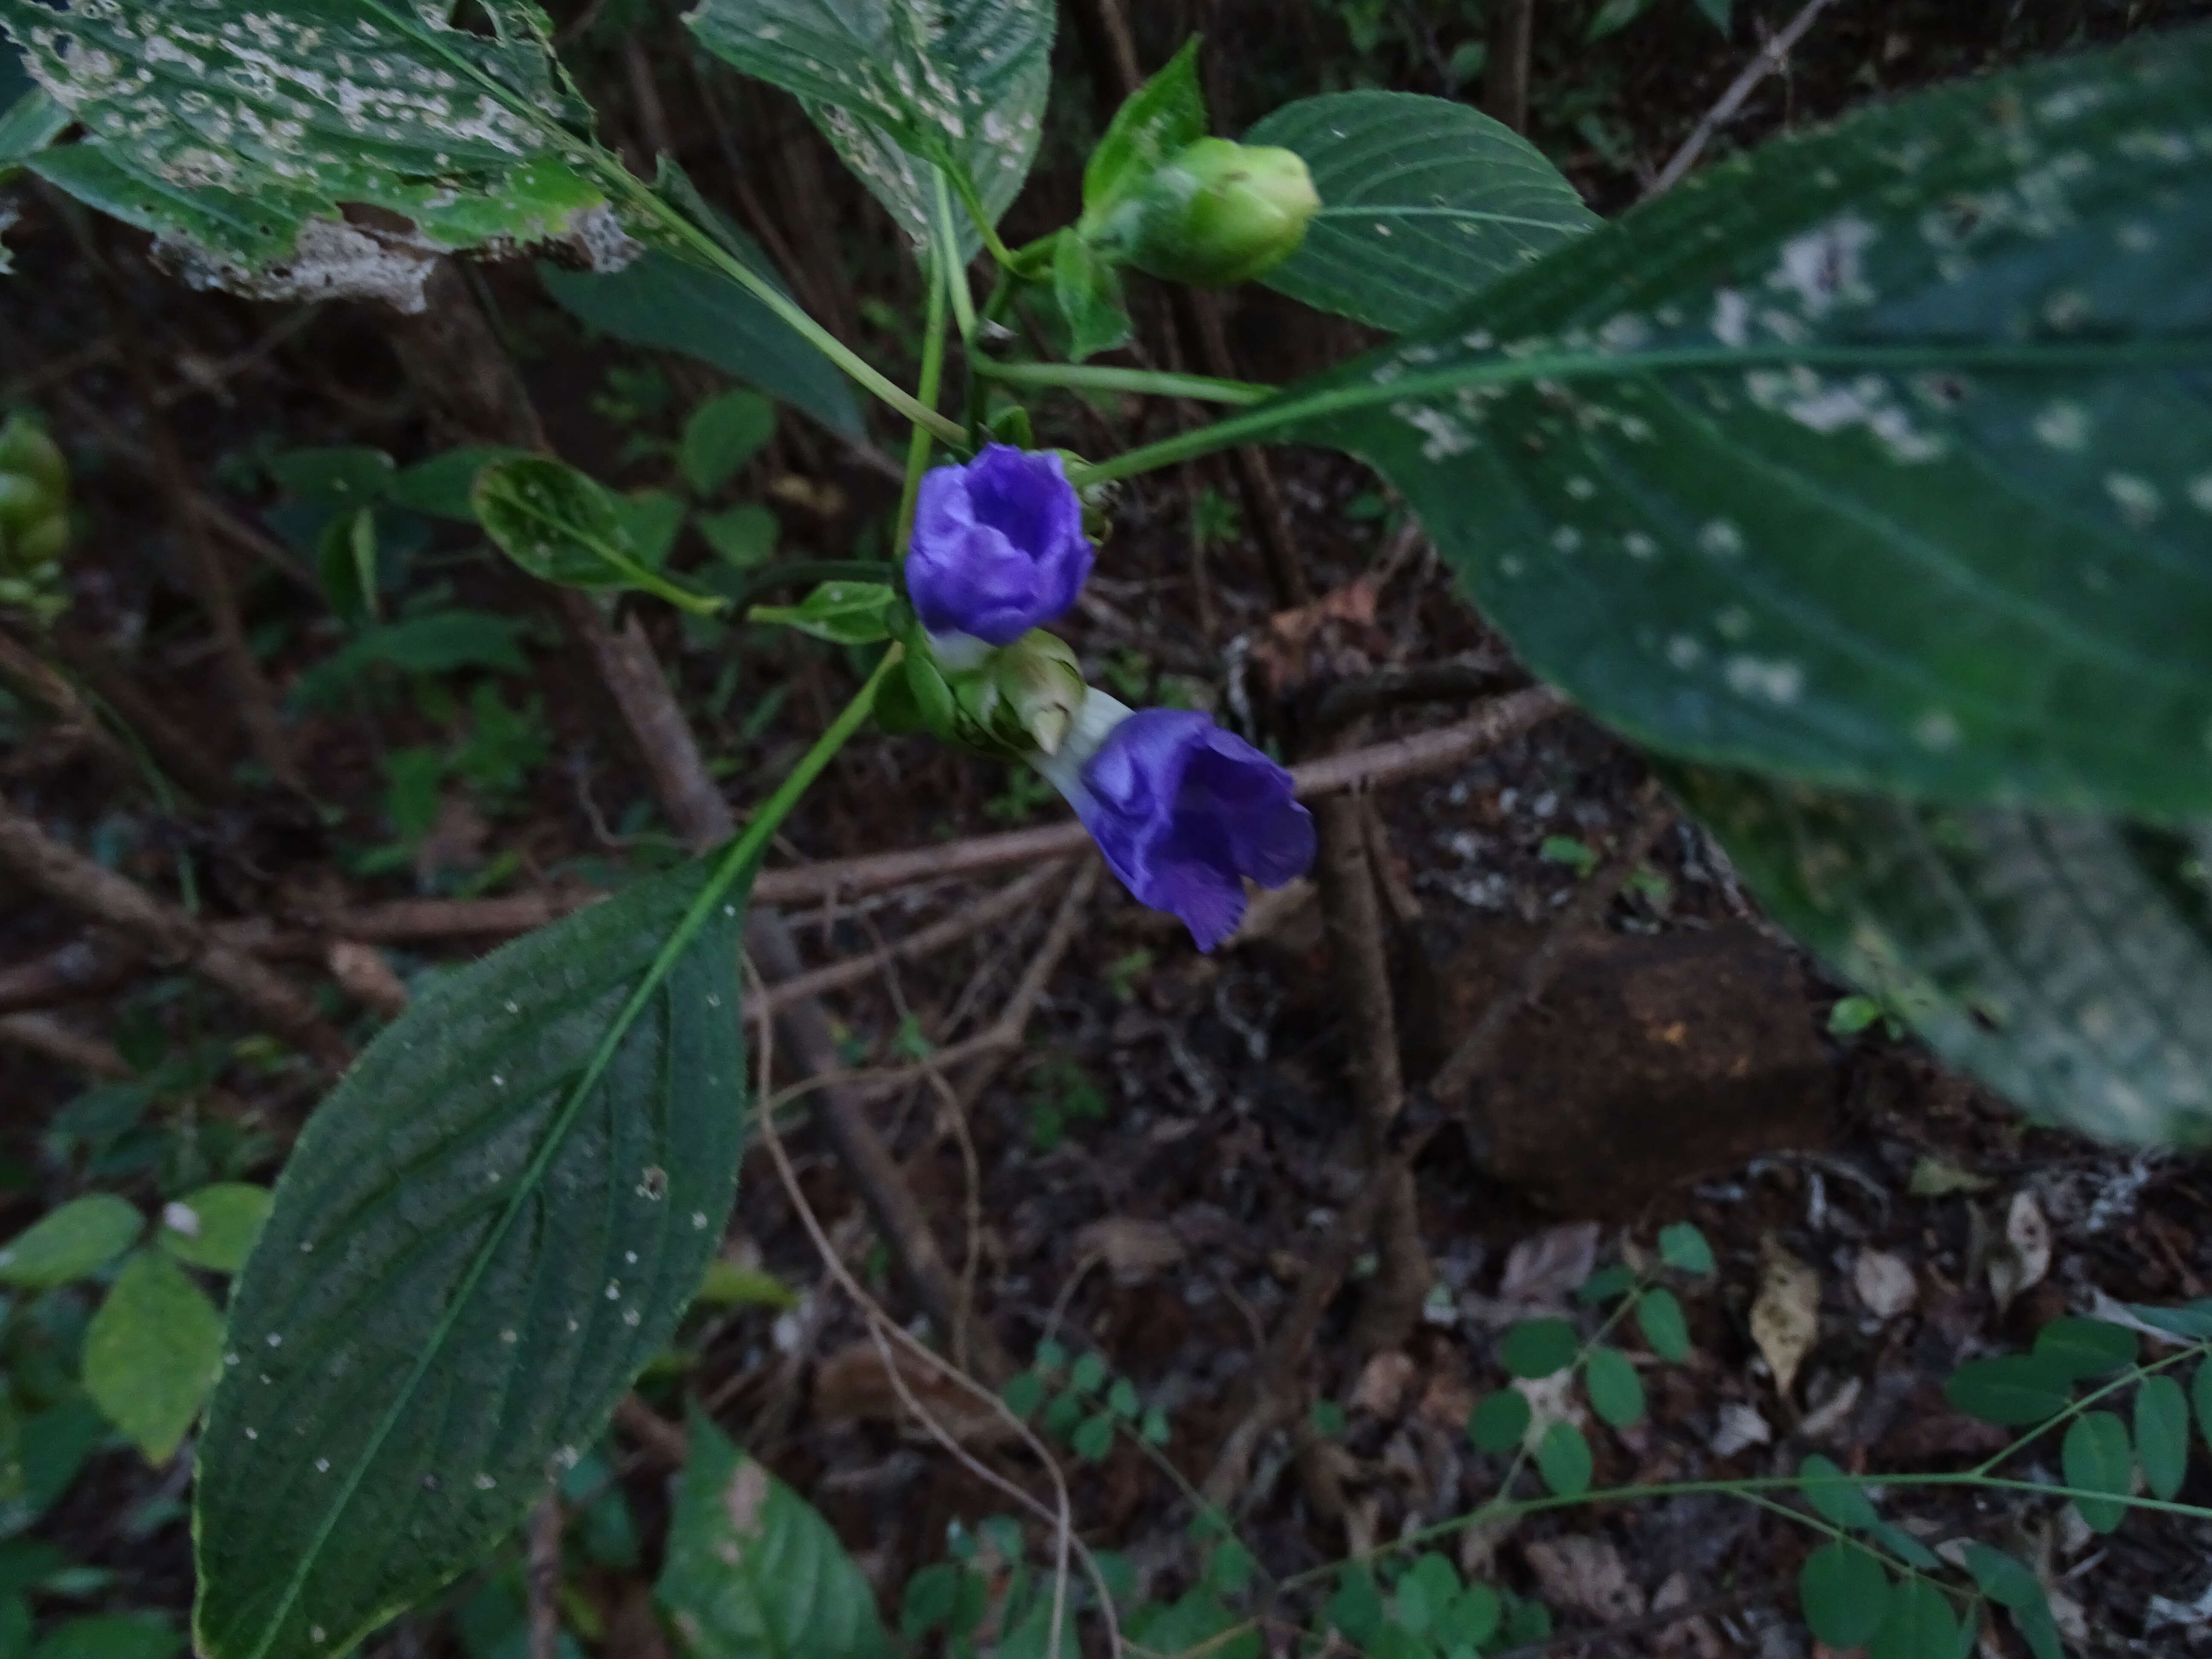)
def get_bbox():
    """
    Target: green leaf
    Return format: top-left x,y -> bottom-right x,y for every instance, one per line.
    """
1394,1553 -> 1458,1636
1586,0 -> 1658,39
6,1 -> 625,304
750,581 -> 896,646
1000,1371 -> 1045,1420
1187,29 -> 2212,823
1534,1420 -> 1592,1497
1868,1520 -> 1940,1574
1964,1545 -> 2061,1659
2060,1410 -> 2133,1534
1499,1318 -> 1579,1379
0,85 -> 64,174
693,1261 -> 798,1313
1071,1412 -> 1115,1463
1828,994 -> 1887,1036
1657,1222 -> 1715,1275
1944,1354 -> 2075,1426
541,251 -> 862,439
1246,91 -> 1597,334
1798,1543 -> 1889,1649
193,859 -> 750,1659
0,1595 -> 23,1659
157,1184 -> 273,1275
1437,1583 -> 1500,1650
1636,1288 -> 1690,1362
699,505 -> 780,572
290,610 -> 533,709
657,1415 -> 889,1659
473,456 -> 718,614
1467,1388 -> 1531,1454
2124,1299 -> 2212,1342
1576,1263 -> 1636,1304
2033,1316 -> 2139,1380
81,1250 -> 224,1463
681,391 -> 778,497
1080,37 -> 1206,232
30,1615 -> 182,1659
1583,1345 -> 1646,1428
388,447 -> 529,523
2195,1356 -> 2212,1452
1692,0 -> 1734,31
0,1195 -> 141,1289
1050,229 -> 1133,364
1797,1454 -> 1880,1532
2134,1373 -> 2189,1499
1868,1577 -> 1958,1659
1674,769 -> 2212,1144
614,489 -> 688,570
686,0 -> 1054,258
268,449 -> 396,508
